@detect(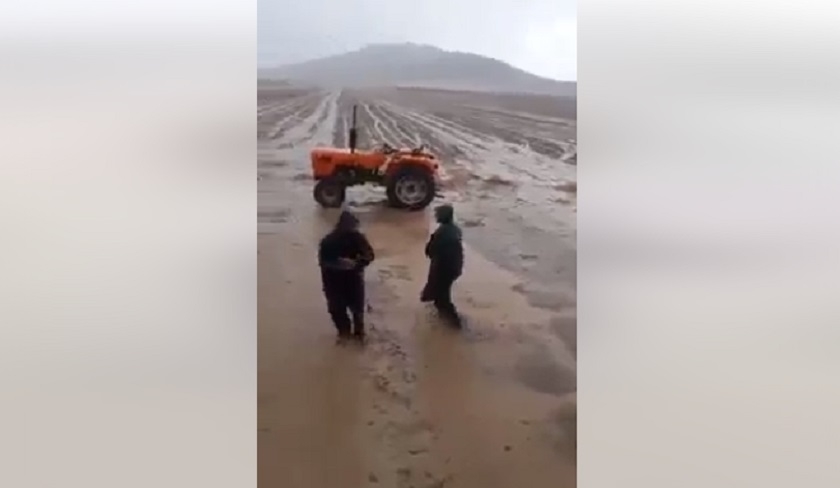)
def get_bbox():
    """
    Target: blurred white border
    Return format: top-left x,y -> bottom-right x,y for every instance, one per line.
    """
0,1 -> 256,487
580,0 -> 840,486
